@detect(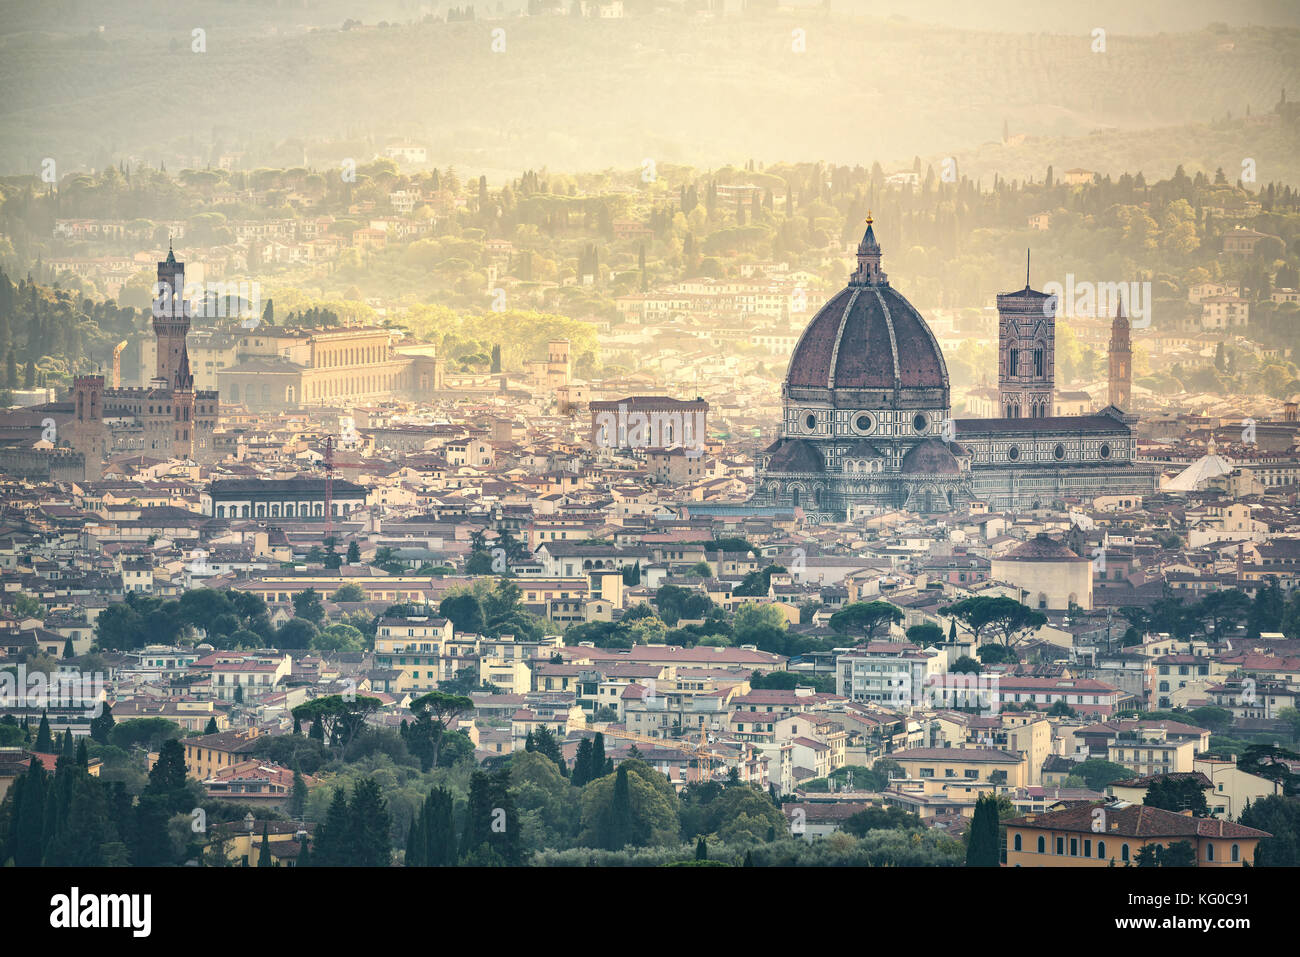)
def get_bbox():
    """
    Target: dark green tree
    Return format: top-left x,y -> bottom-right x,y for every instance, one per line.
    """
965,793 -> 1000,866
257,825 -> 272,867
